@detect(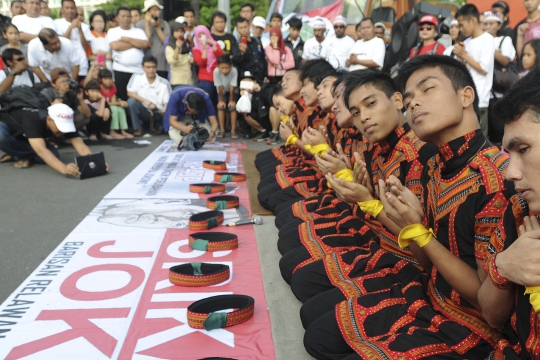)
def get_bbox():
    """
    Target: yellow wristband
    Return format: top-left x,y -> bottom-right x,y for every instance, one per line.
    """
286,134 -> 298,146
334,168 -> 354,182
398,224 -> 434,249
309,143 -> 332,157
525,286 -> 540,313
358,200 -> 383,218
